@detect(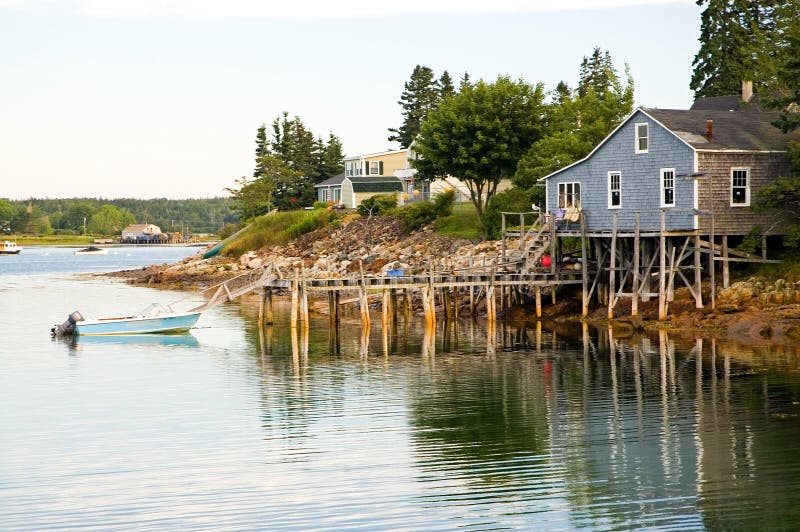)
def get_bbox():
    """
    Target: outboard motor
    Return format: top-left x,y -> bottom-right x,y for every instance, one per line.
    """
50,311 -> 83,337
